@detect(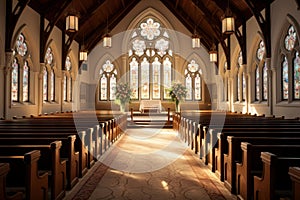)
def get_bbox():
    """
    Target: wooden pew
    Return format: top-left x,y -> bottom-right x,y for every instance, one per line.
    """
223,136 -> 300,193
0,135 -> 79,190
0,141 -> 66,200
289,167 -> 300,200
209,128 -> 300,180
0,150 -> 48,200
236,143 -> 300,200
254,152 -> 300,200
0,129 -> 90,178
0,163 -> 24,200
